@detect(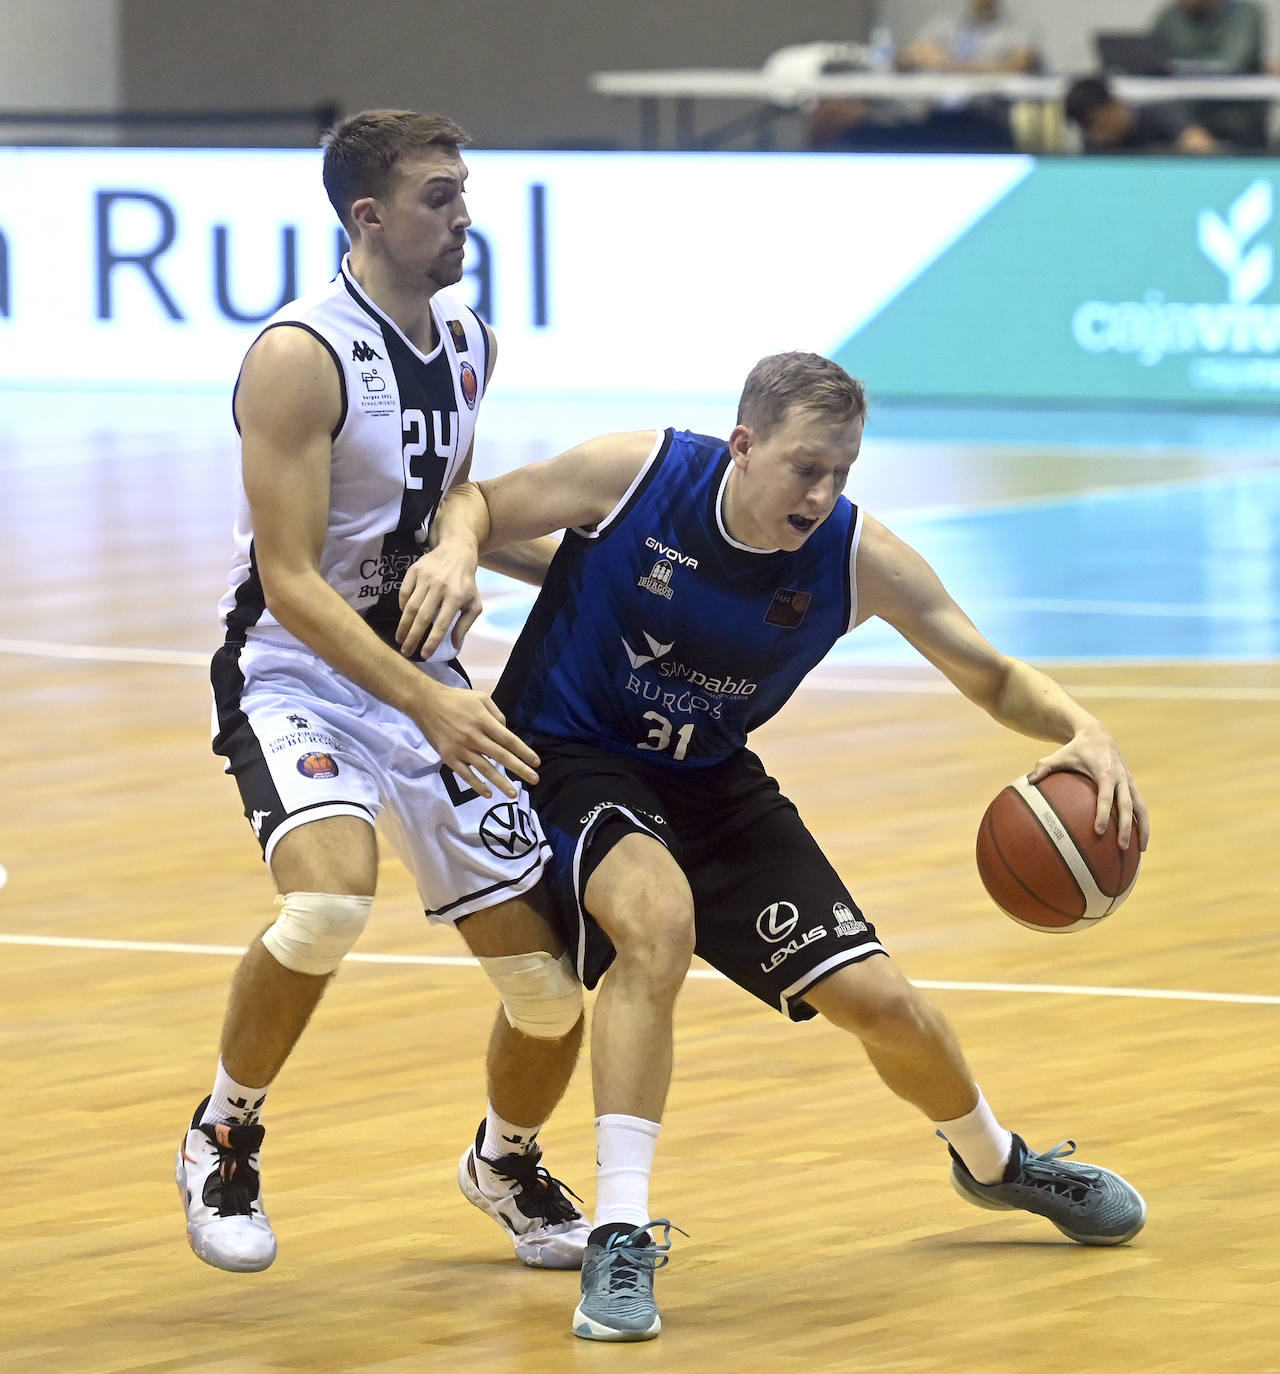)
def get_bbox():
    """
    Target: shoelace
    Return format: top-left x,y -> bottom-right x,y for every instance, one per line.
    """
1016,1141 -> 1103,1202
481,1147 -> 584,1224
596,1220 -> 686,1295
199,1121 -> 265,1218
